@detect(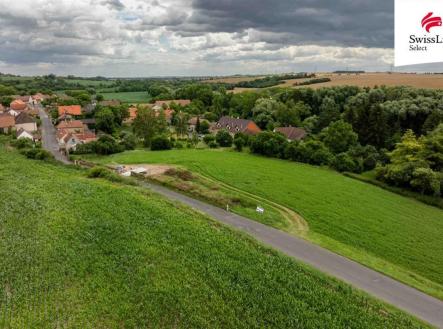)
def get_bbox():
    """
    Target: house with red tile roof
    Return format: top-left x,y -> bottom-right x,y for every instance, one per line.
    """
60,131 -> 97,151
274,127 -> 307,142
0,113 -> 15,133
10,99 -> 27,112
58,105 -> 82,117
56,120 -> 85,134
